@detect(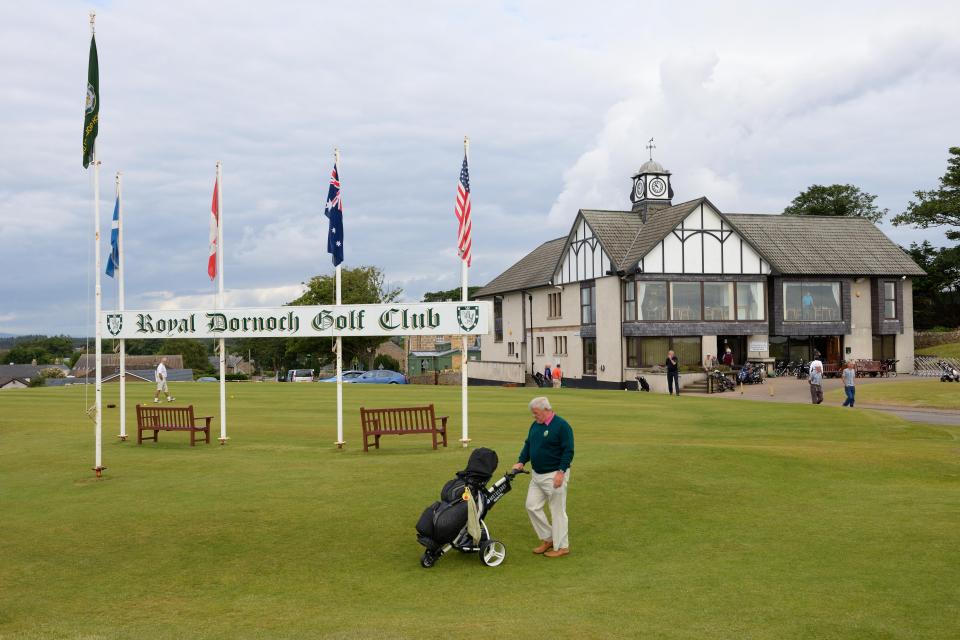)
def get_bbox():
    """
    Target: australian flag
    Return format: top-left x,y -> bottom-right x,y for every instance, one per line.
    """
325,162 -> 344,266
105,196 -> 119,277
